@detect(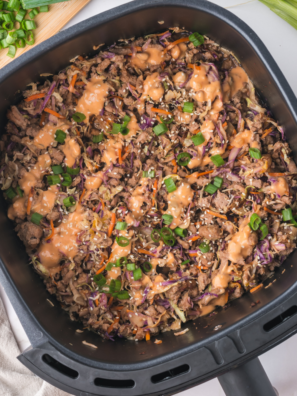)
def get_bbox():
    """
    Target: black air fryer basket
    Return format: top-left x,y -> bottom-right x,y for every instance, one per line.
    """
1,1 -> 297,395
